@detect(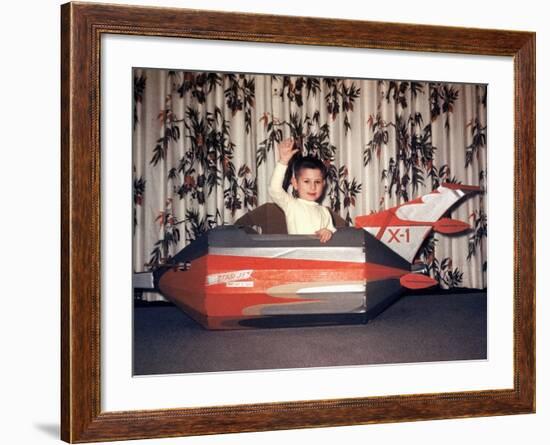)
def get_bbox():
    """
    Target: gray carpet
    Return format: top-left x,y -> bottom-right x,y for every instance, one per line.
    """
133,291 -> 486,375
